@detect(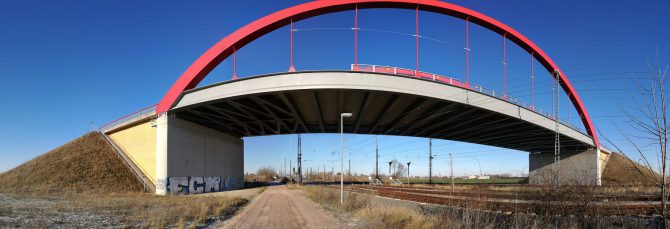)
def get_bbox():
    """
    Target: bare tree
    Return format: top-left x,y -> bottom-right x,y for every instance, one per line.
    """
256,166 -> 278,181
606,51 -> 669,228
389,159 -> 406,178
